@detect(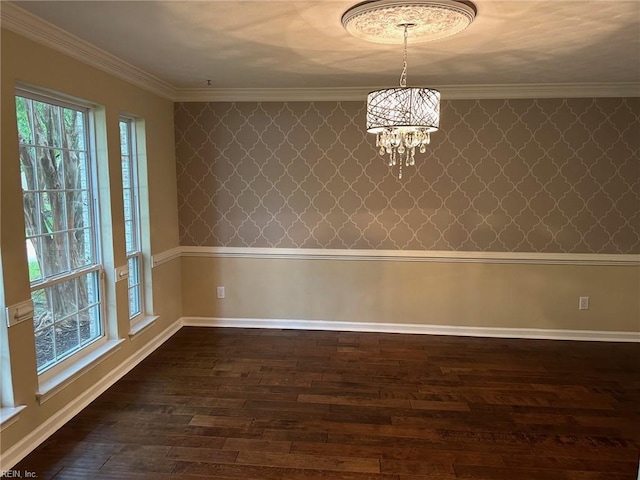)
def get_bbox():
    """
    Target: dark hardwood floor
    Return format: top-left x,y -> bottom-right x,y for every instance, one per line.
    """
10,327 -> 640,479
